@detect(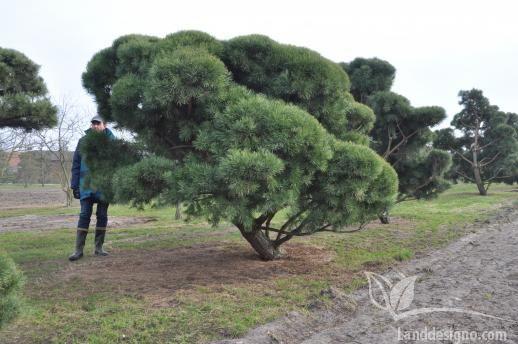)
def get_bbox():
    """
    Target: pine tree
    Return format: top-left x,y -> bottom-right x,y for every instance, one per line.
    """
434,89 -> 518,195
0,47 -> 53,328
0,48 -> 57,130
81,31 -> 398,260
342,58 -> 451,223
